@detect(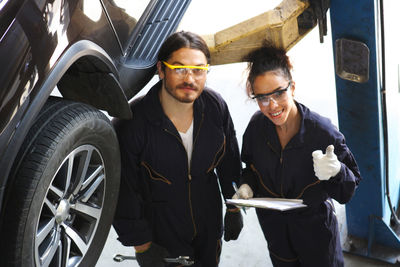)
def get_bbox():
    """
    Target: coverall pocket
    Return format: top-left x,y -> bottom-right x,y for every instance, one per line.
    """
141,161 -> 172,184
207,136 -> 226,172
141,161 -> 173,203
